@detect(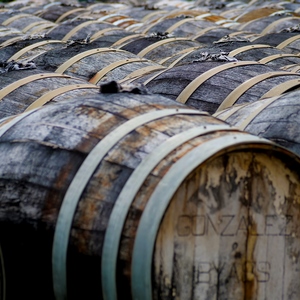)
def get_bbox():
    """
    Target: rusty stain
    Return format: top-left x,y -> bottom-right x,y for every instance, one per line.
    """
118,20 -> 137,28
244,216 -> 257,299
205,15 -> 226,22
